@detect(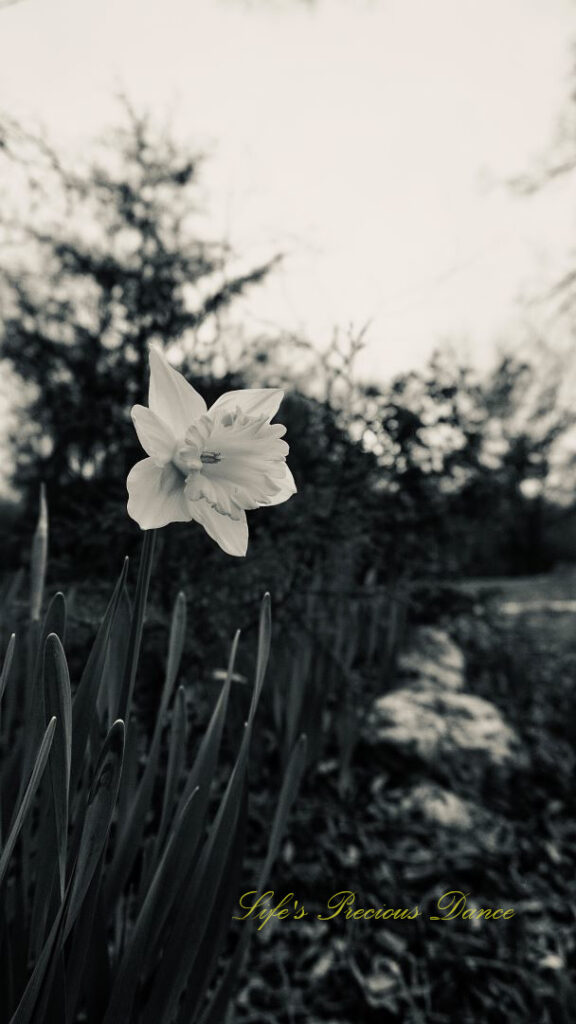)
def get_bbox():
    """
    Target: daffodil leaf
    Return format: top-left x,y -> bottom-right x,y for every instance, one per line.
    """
153,684 -> 187,865
64,719 -> 124,942
19,622 -> 46,806
133,631 -> 238,984
175,784 -> 248,1024
41,591 -> 67,646
28,796 -> 59,964
63,850 -> 108,1024
258,733 -> 307,887
0,633 -> 16,844
8,721 -> 121,1024
172,629 -> 239,825
18,591 -> 66,809
249,592 -> 271,723
0,632 -> 15,710
28,633 -> 72,962
29,483 -> 48,623
8,886 -> 65,1024
43,633 -> 72,899
142,721 -> 252,1024
15,724 -> 122,1024
70,558 -> 128,791
102,788 -> 203,1024
106,590 -> 186,907
100,583 -> 131,728
8,895 -> 65,1024
198,733 -> 308,1024
165,590 -> 187,694
116,528 -> 156,722
116,712 -> 139,834
0,717 -> 56,892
